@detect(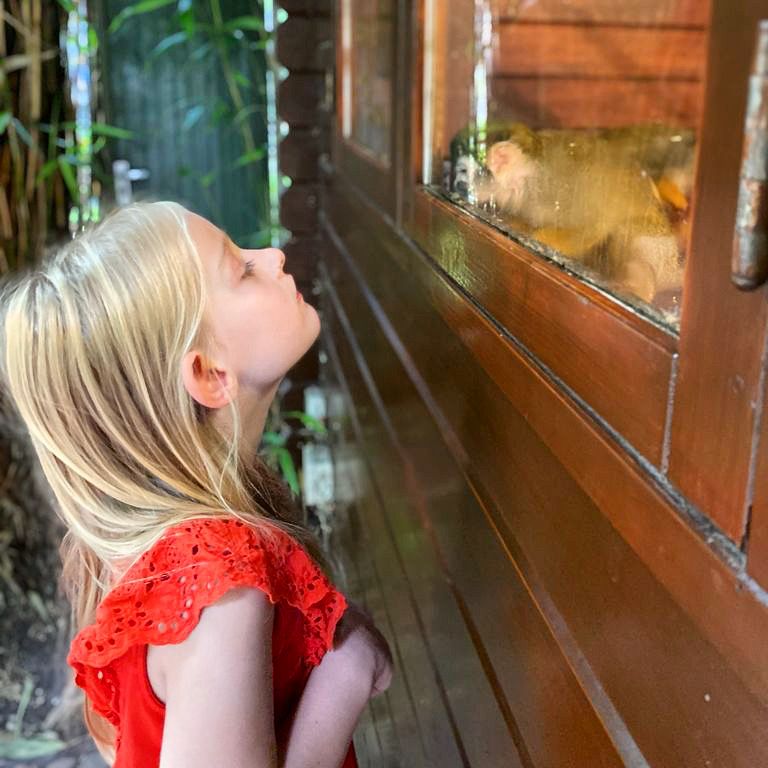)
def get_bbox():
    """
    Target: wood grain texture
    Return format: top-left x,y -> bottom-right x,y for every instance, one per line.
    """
280,128 -> 327,182
278,0 -> 331,16
284,235 -> 322,282
333,1 -> 398,217
325,177 -> 768,709
277,16 -> 333,72
411,190 -> 674,467
494,23 -> 707,79
322,206 -> 768,764
747,373 -> 768,590
279,183 -> 320,234
667,0 -> 768,541
325,303 -> 527,767
324,278 -> 618,767
491,77 -> 704,129
492,0 -> 710,26
278,73 -> 327,125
